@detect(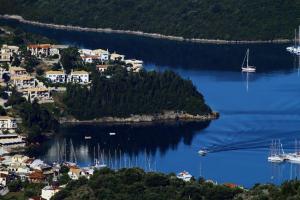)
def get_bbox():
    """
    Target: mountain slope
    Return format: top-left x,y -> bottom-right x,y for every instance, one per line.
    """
0,0 -> 299,40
